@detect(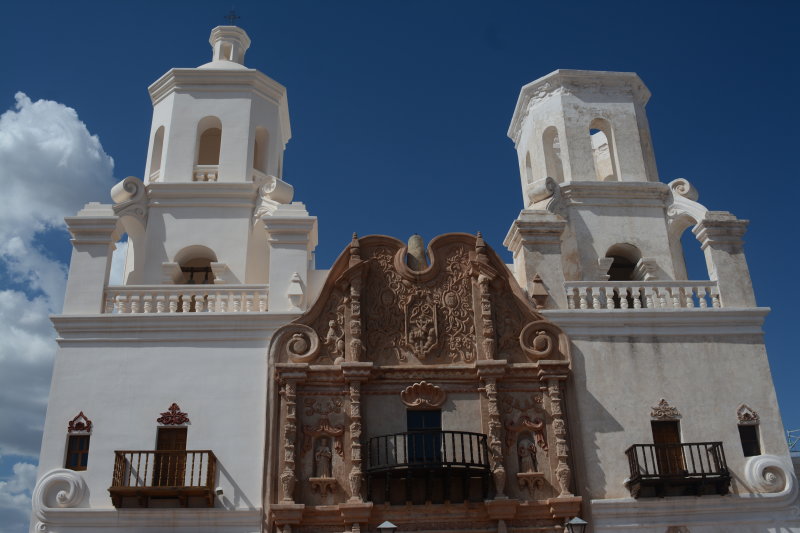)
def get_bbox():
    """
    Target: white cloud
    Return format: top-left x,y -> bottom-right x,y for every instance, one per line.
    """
0,462 -> 37,533
0,93 -> 115,532
108,240 -> 129,286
